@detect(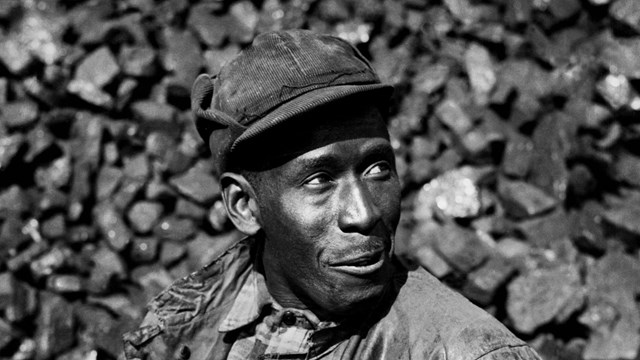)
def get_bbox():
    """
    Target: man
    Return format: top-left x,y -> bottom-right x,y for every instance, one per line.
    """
123,30 -> 541,360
